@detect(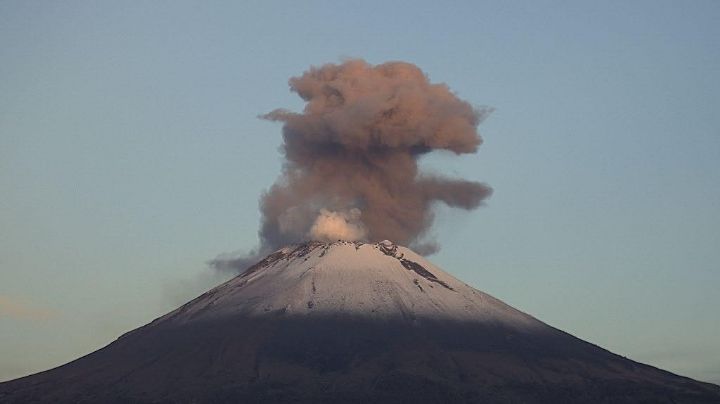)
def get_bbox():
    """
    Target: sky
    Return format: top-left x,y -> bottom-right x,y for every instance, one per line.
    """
1,0 -> 719,384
